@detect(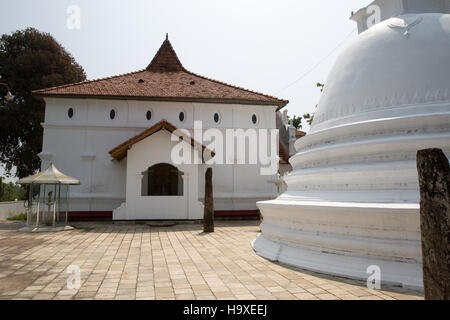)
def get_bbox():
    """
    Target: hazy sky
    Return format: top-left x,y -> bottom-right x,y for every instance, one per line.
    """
0,0 -> 372,181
